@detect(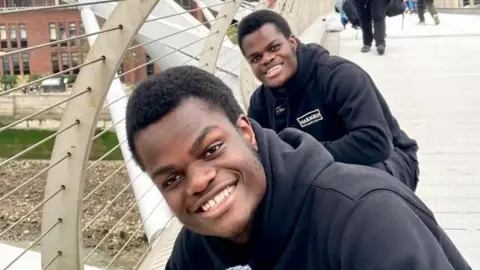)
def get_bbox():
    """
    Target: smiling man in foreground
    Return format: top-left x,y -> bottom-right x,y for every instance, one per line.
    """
125,66 -> 470,270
